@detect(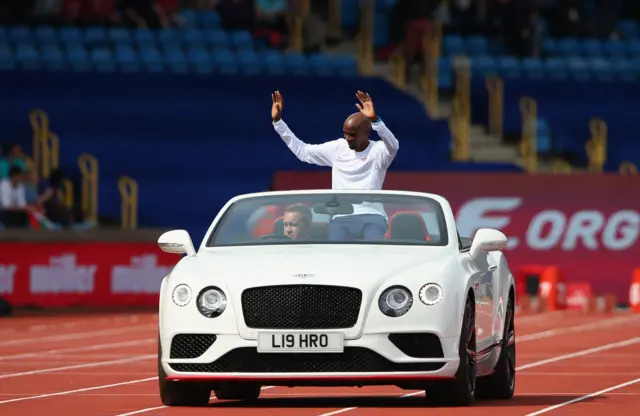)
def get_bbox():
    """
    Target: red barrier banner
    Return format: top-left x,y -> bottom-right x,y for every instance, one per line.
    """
273,172 -> 640,303
0,243 -> 179,308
